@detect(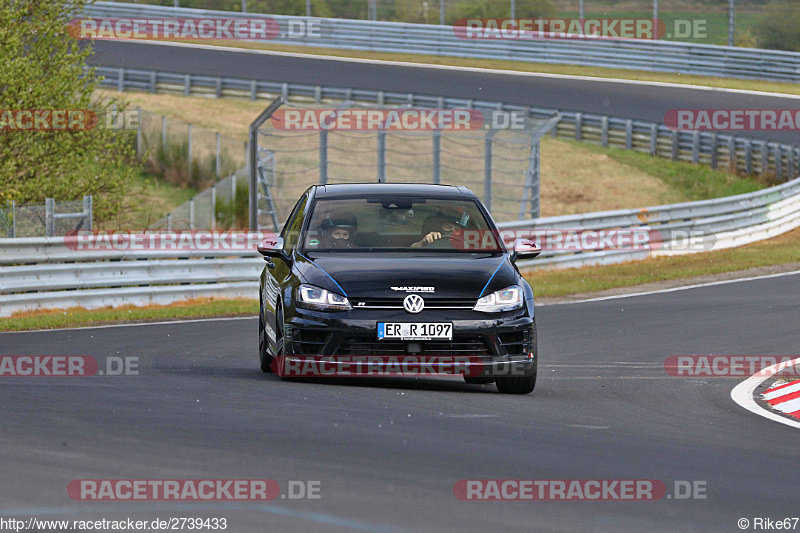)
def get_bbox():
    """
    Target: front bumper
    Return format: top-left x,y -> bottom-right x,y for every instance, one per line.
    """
282,303 -> 537,378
